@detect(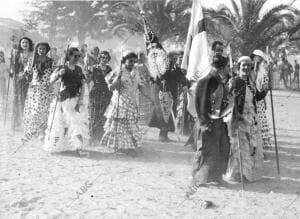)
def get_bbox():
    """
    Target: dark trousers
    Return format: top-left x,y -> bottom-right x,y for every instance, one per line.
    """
294,73 -> 299,88
191,119 -> 230,186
